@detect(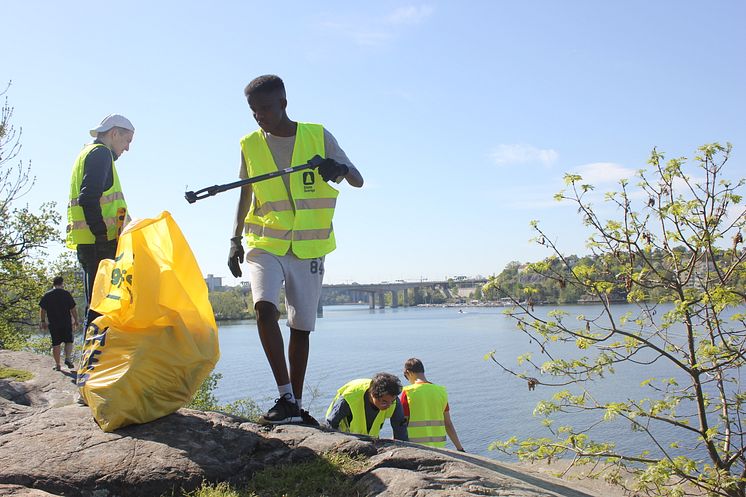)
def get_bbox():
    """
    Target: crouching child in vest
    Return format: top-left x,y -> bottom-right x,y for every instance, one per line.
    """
325,372 -> 409,440
401,357 -> 465,451
228,74 -> 364,426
